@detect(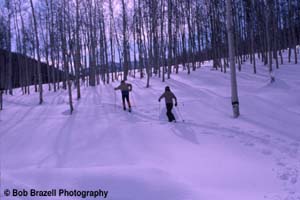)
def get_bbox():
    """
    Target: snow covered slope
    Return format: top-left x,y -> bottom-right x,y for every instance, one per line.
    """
1,56 -> 300,200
